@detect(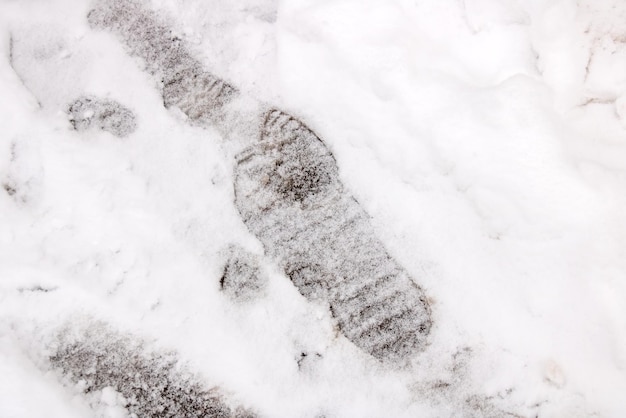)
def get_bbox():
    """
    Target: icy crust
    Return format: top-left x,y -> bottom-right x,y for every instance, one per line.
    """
234,109 -> 432,363
68,96 -> 137,137
49,321 -> 256,418
87,0 -> 237,124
